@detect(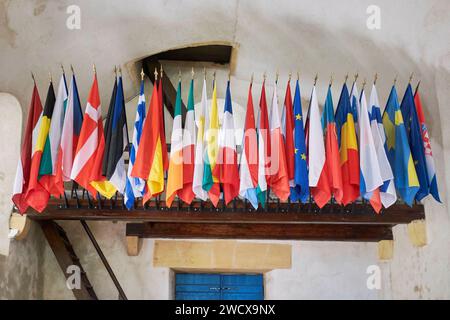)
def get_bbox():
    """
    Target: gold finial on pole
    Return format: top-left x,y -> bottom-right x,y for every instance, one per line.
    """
362,78 -> 367,91
70,64 -> 75,74
179,69 -> 182,82
288,72 -> 292,82
191,67 -> 195,79
393,75 -> 398,86
275,71 -> 279,84
114,65 -> 117,77
203,67 -> 206,80
354,72 -> 359,83
31,71 -> 36,84
213,70 -> 216,82
228,71 -> 231,82
140,68 -> 145,81
297,71 -> 300,81
250,73 -> 254,84
329,74 -> 333,86
344,73 -> 349,83
160,64 -> 163,78
154,67 -> 158,81
409,72 -> 414,84
60,63 -> 65,74
374,73 -> 378,85
93,64 -> 97,74
263,72 -> 267,82
118,66 -> 122,77
49,71 -> 52,83
313,73 -> 318,86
